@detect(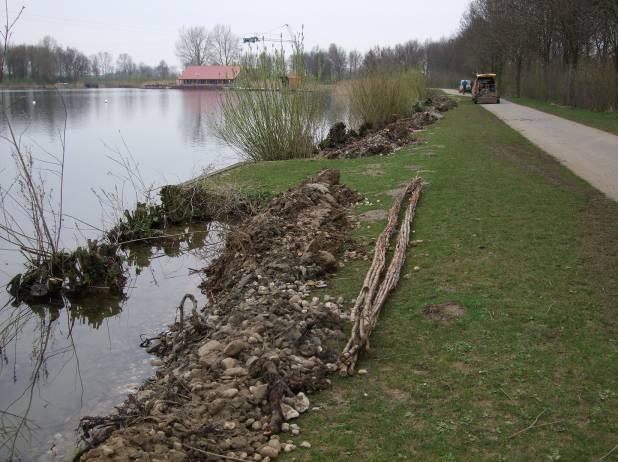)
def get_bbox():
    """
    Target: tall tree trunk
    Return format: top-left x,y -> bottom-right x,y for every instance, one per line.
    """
516,54 -> 523,98
614,44 -> 618,110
